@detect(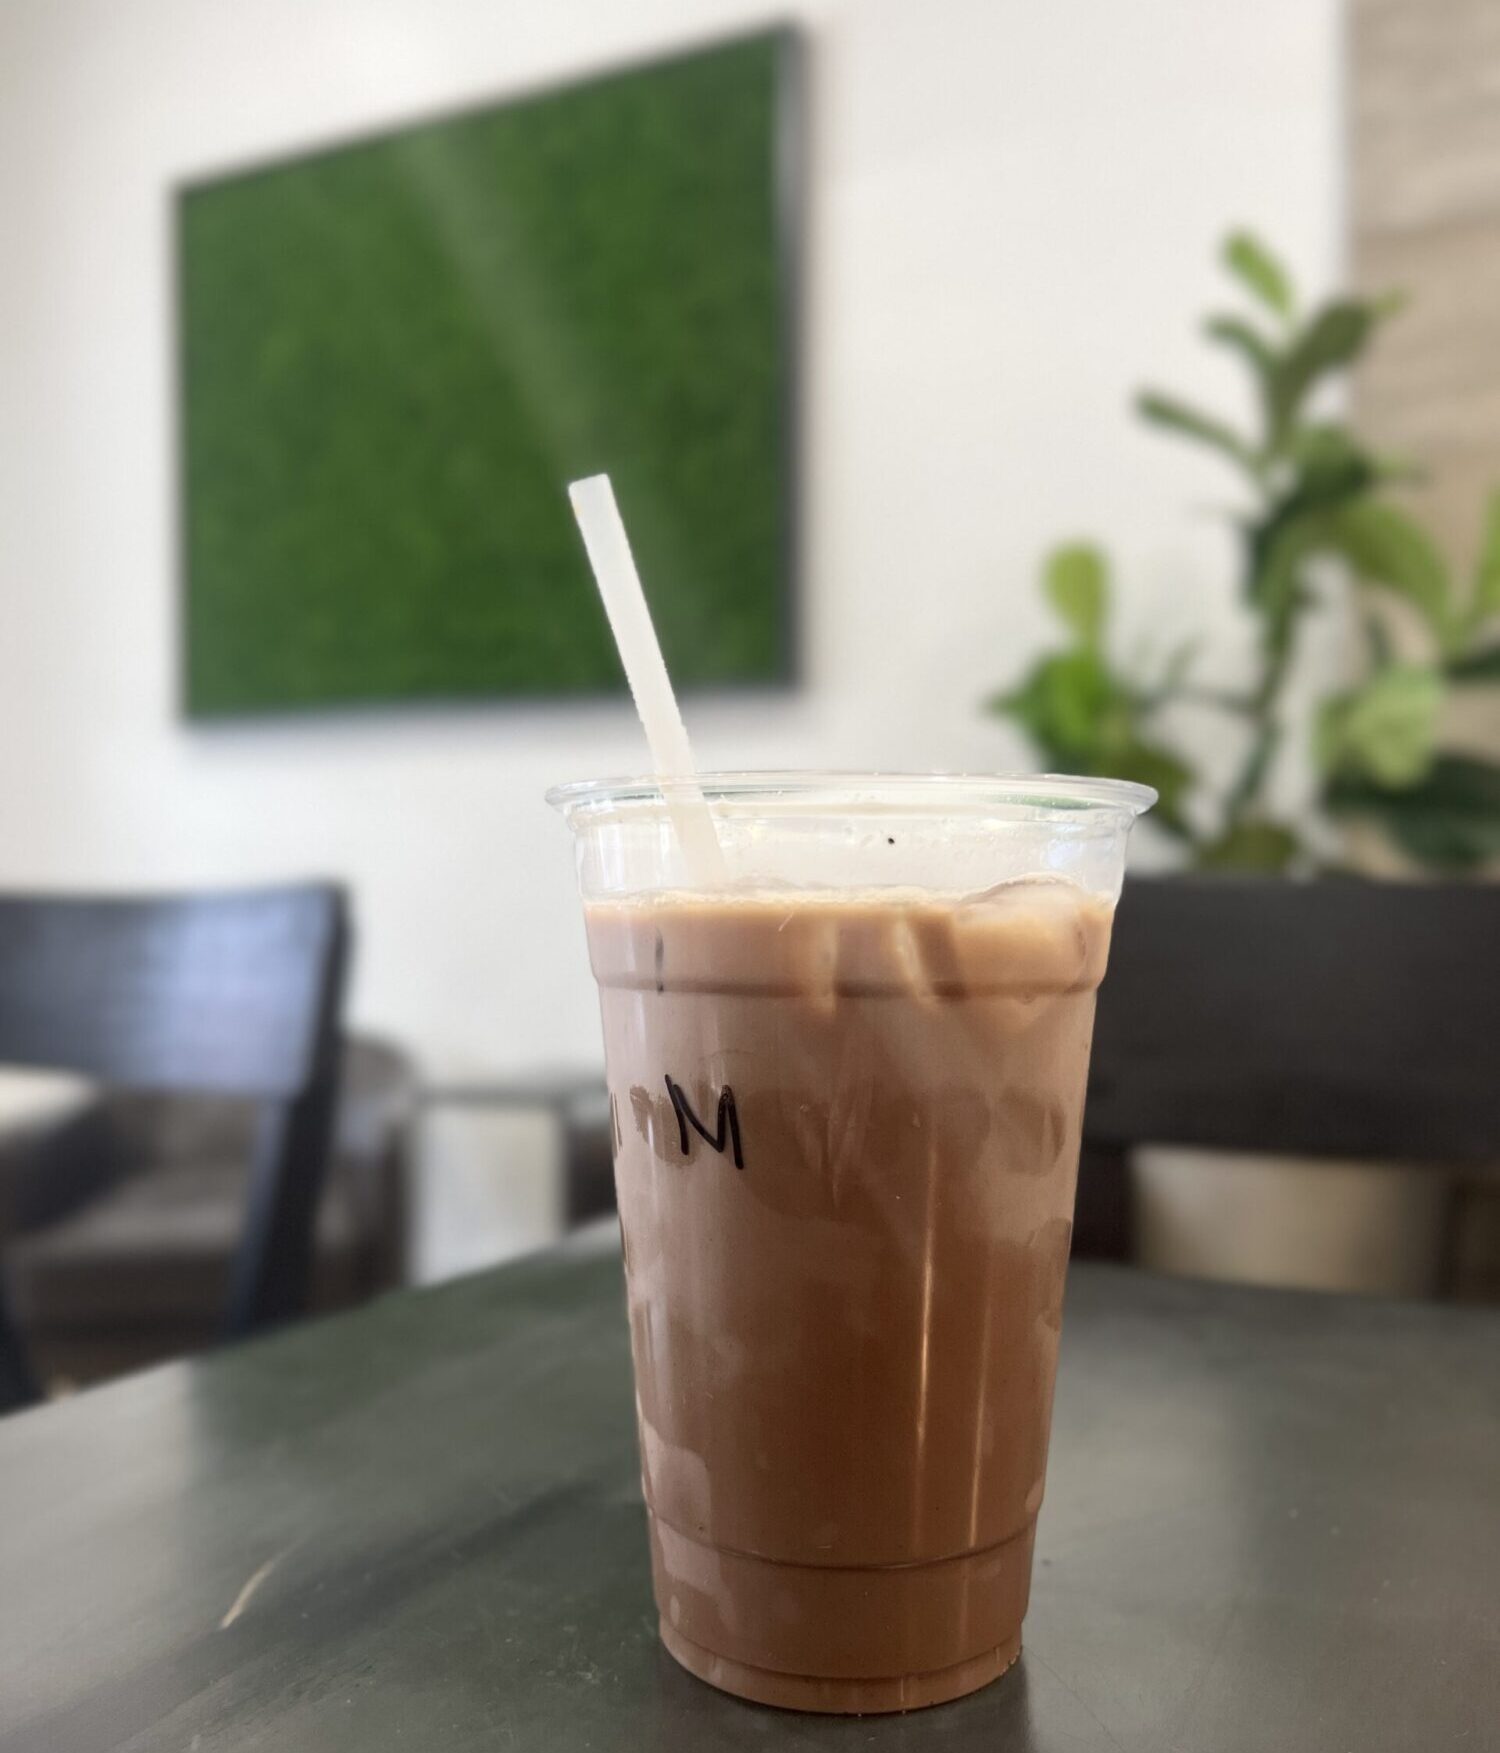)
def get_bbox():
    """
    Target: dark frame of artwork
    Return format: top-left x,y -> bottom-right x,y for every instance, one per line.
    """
175,26 -> 802,719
